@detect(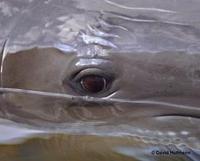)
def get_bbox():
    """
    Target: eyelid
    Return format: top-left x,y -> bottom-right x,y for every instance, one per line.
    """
63,57 -> 120,96
73,68 -> 113,82
66,68 -> 115,96
72,58 -> 117,76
